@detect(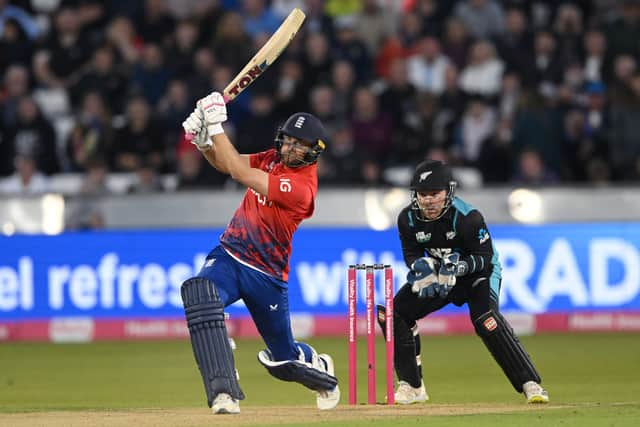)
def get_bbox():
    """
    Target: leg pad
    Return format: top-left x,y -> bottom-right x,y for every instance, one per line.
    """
257,349 -> 338,392
181,277 -> 245,405
473,310 -> 541,392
